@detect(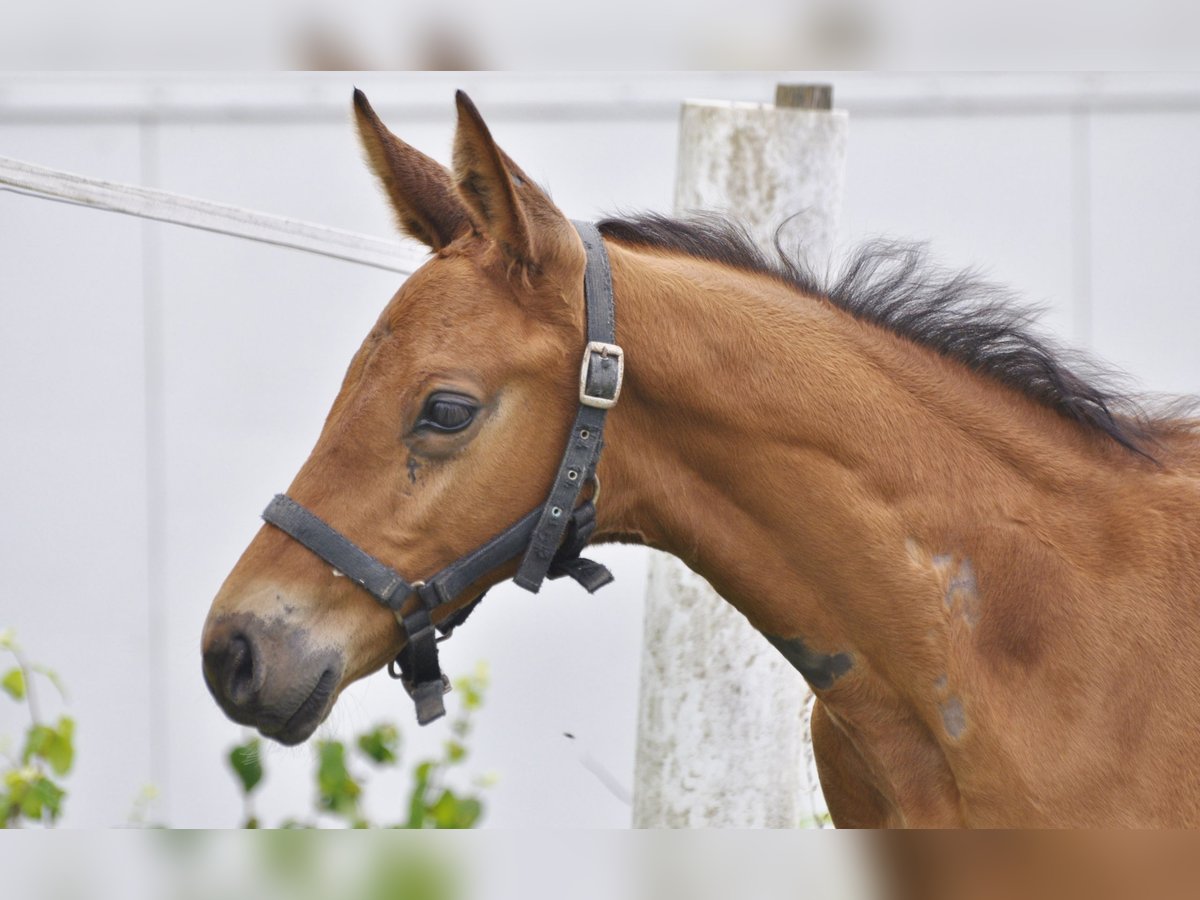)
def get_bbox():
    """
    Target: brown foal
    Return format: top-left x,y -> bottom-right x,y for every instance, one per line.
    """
202,90 -> 1200,827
